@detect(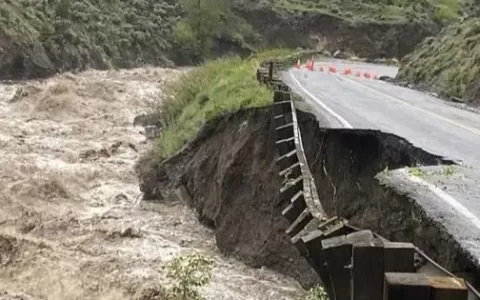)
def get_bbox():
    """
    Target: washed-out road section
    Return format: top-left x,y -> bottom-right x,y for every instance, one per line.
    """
283,59 -> 480,278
